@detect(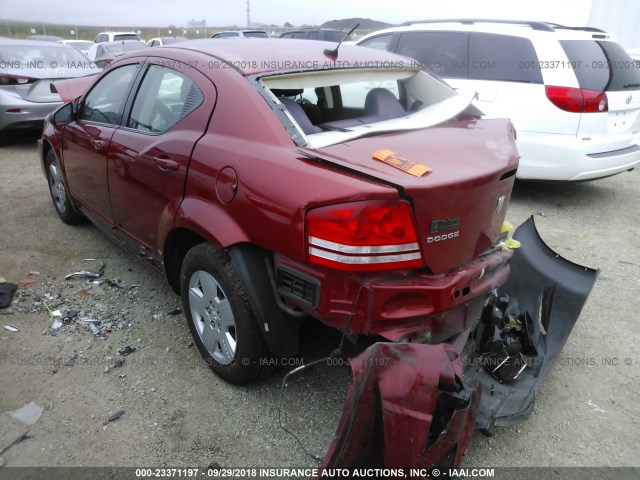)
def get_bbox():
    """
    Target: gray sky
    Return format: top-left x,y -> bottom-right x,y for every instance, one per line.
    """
1,0 -> 593,28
